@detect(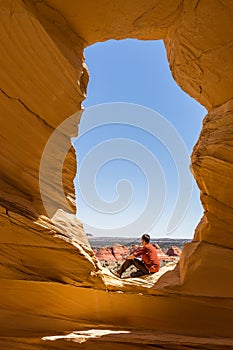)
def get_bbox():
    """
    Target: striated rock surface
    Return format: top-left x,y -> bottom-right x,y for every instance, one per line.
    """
192,99 -> 233,248
0,0 -> 233,349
